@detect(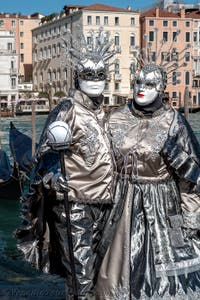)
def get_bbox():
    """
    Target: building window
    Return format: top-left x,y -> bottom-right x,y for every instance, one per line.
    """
172,72 -> 177,85
104,16 -> 108,25
115,62 -> 120,74
7,43 -> 12,50
115,34 -> 120,46
161,52 -> 170,62
57,43 -> 61,55
115,17 -> 119,25
171,51 -> 178,61
115,82 -> 120,91
11,78 -> 16,88
64,68 -> 67,80
11,20 -> 15,27
185,71 -> 190,85
163,32 -> 168,41
193,95 -> 197,106
52,71 -> 56,81
0,20 -> 4,27
52,44 -> 56,56
96,16 -> 100,25
185,52 -> 190,62
186,32 -> 190,42
130,62 -> 135,74
173,20 -> 177,27
39,48 -> 43,60
20,20 -> 24,26
47,71 -> 51,82
172,31 -> 178,42
48,47 -> 51,58
172,91 -> 177,98
130,35 -> 135,46
149,20 -> 154,26
20,31 -> 24,37
149,51 -> 156,62
193,32 -> 198,43
163,20 -> 168,27
149,31 -> 154,42
87,16 -> 92,25
104,97 -> 109,105
186,21 -> 190,27
131,17 -> 135,26
57,69 -> 61,80
87,36 -> 92,44
20,43 -> 24,49
105,82 -> 109,91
